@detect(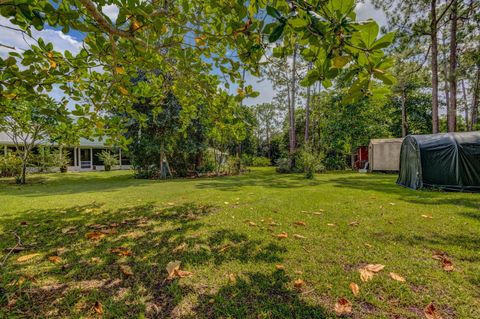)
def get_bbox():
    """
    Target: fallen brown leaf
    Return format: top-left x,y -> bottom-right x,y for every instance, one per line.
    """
424,303 -> 443,319
173,242 -> 187,253
359,269 -> 374,282
100,228 -> 118,235
16,253 -> 40,263
85,232 -> 105,241
442,258 -> 454,272
294,279 -> 304,289
364,264 -> 385,273
119,265 -> 133,276
334,298 -> 352,315
293,234 -> 306,239
432,251 -> 447,261
422,214 -> 433,219
275,264 -> 285,270
48,256 -> 62,264
176,269 -> 193,278
166,260 -> 181,278
389,272 -> 406,282
61,226 -> 76,234
294,221 -> 306,227
218,244 -> 231,253
327,223 -> 336,226
349,282 -> 360,296
276,232 -> 288,239
94,301 -> 103,314
166,260 -> 193,279
228,273 -> 236,283
248,221 -> 257,227
110,247 -> 133,257
349,221 -> 360,226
